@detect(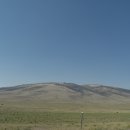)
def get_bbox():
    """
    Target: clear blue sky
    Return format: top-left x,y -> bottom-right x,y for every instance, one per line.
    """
0,0 -> 130,88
